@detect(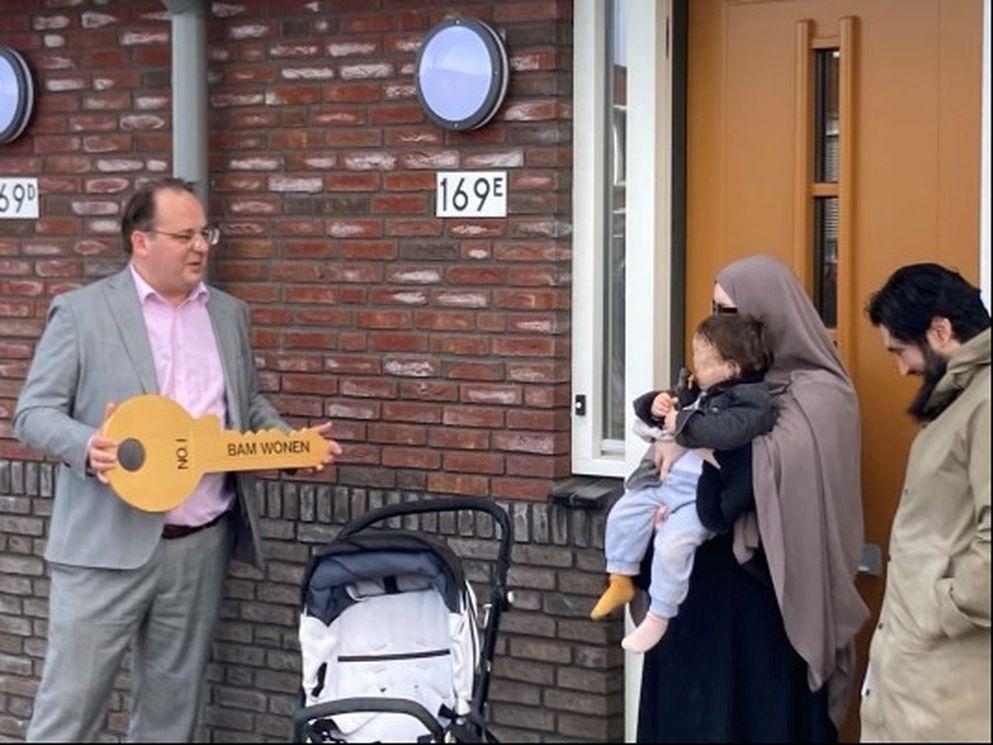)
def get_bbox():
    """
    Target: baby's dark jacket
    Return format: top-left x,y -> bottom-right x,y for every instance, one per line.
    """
631,375 -> 775,534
